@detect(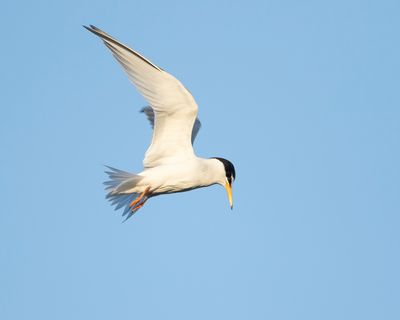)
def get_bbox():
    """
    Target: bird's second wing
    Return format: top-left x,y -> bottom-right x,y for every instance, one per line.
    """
85,25 -> 199,168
